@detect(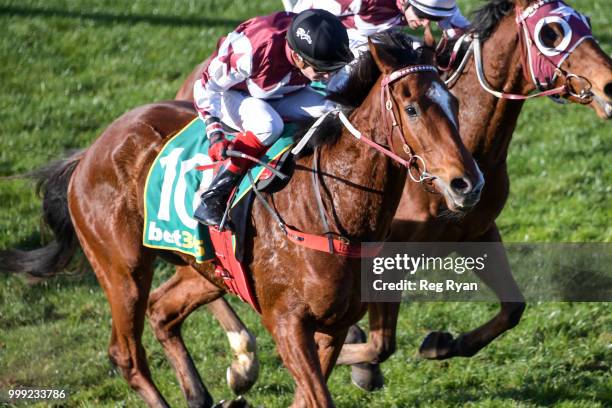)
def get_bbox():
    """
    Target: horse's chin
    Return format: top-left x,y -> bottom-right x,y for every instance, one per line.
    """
436,199 -> 469,220
432,179 -> 480,216
442,199 -> 470,215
